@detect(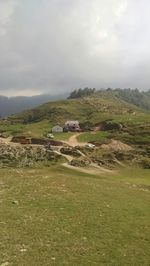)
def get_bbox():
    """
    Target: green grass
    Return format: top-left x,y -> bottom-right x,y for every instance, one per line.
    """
24,120 -> 51,137
0,123 -> 24,135
53,132 -> 74,141
0,166 -> 149,265
77,131 -> 109,143
0,120 -> 52,138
